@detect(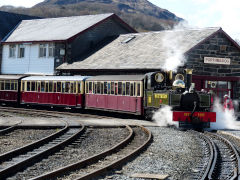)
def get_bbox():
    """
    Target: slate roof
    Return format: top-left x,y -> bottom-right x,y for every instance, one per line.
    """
0,11 -> 39,41
58,27 -> 222,71
4,13 -> 118,43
